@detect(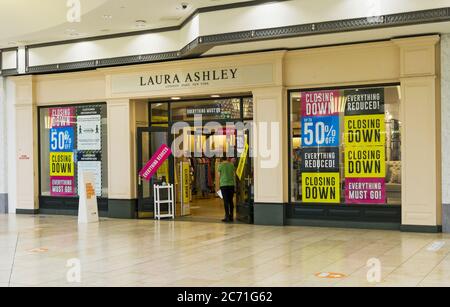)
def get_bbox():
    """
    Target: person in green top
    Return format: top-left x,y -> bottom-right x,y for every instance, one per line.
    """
218,157 -> 236,223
